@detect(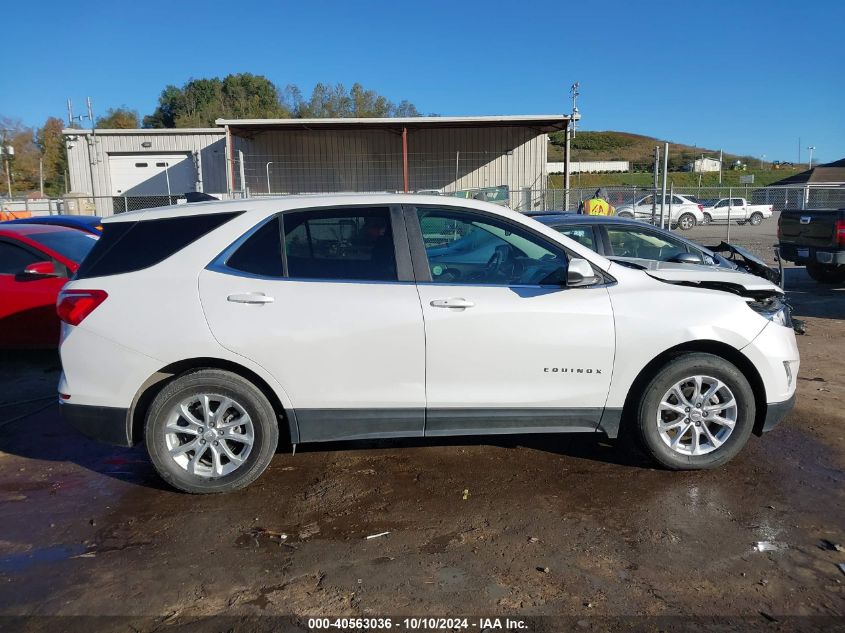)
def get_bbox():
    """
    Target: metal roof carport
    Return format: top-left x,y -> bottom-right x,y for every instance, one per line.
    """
216,115 -> 577,198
